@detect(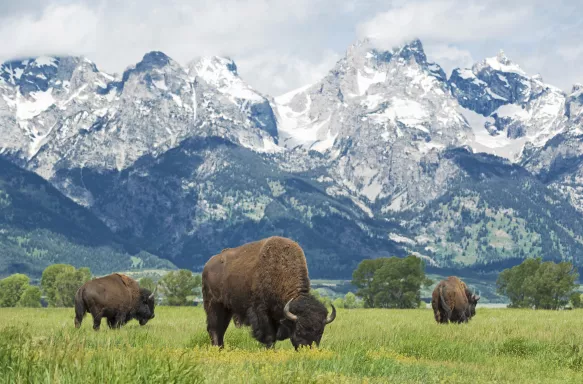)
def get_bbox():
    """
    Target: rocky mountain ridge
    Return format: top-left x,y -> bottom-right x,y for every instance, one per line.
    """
1,39 -> 582,277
